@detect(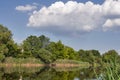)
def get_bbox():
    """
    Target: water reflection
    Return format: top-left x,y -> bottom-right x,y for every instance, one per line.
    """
0,66 -> 103,80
